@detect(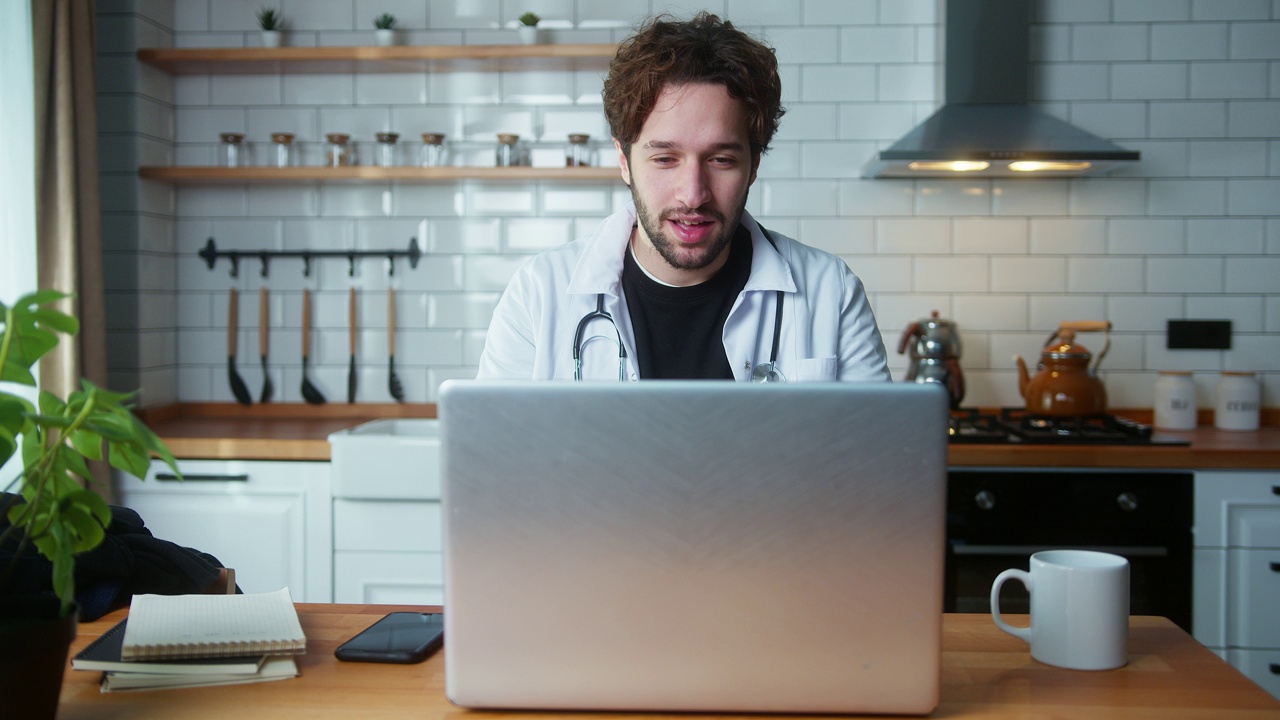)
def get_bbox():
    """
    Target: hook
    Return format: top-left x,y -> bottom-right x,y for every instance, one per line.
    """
302,254 -> 312,277
347,253 -> 357,277
259,253 -> 270,278
229,255 -> 240,278
387,255 -> 396,277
